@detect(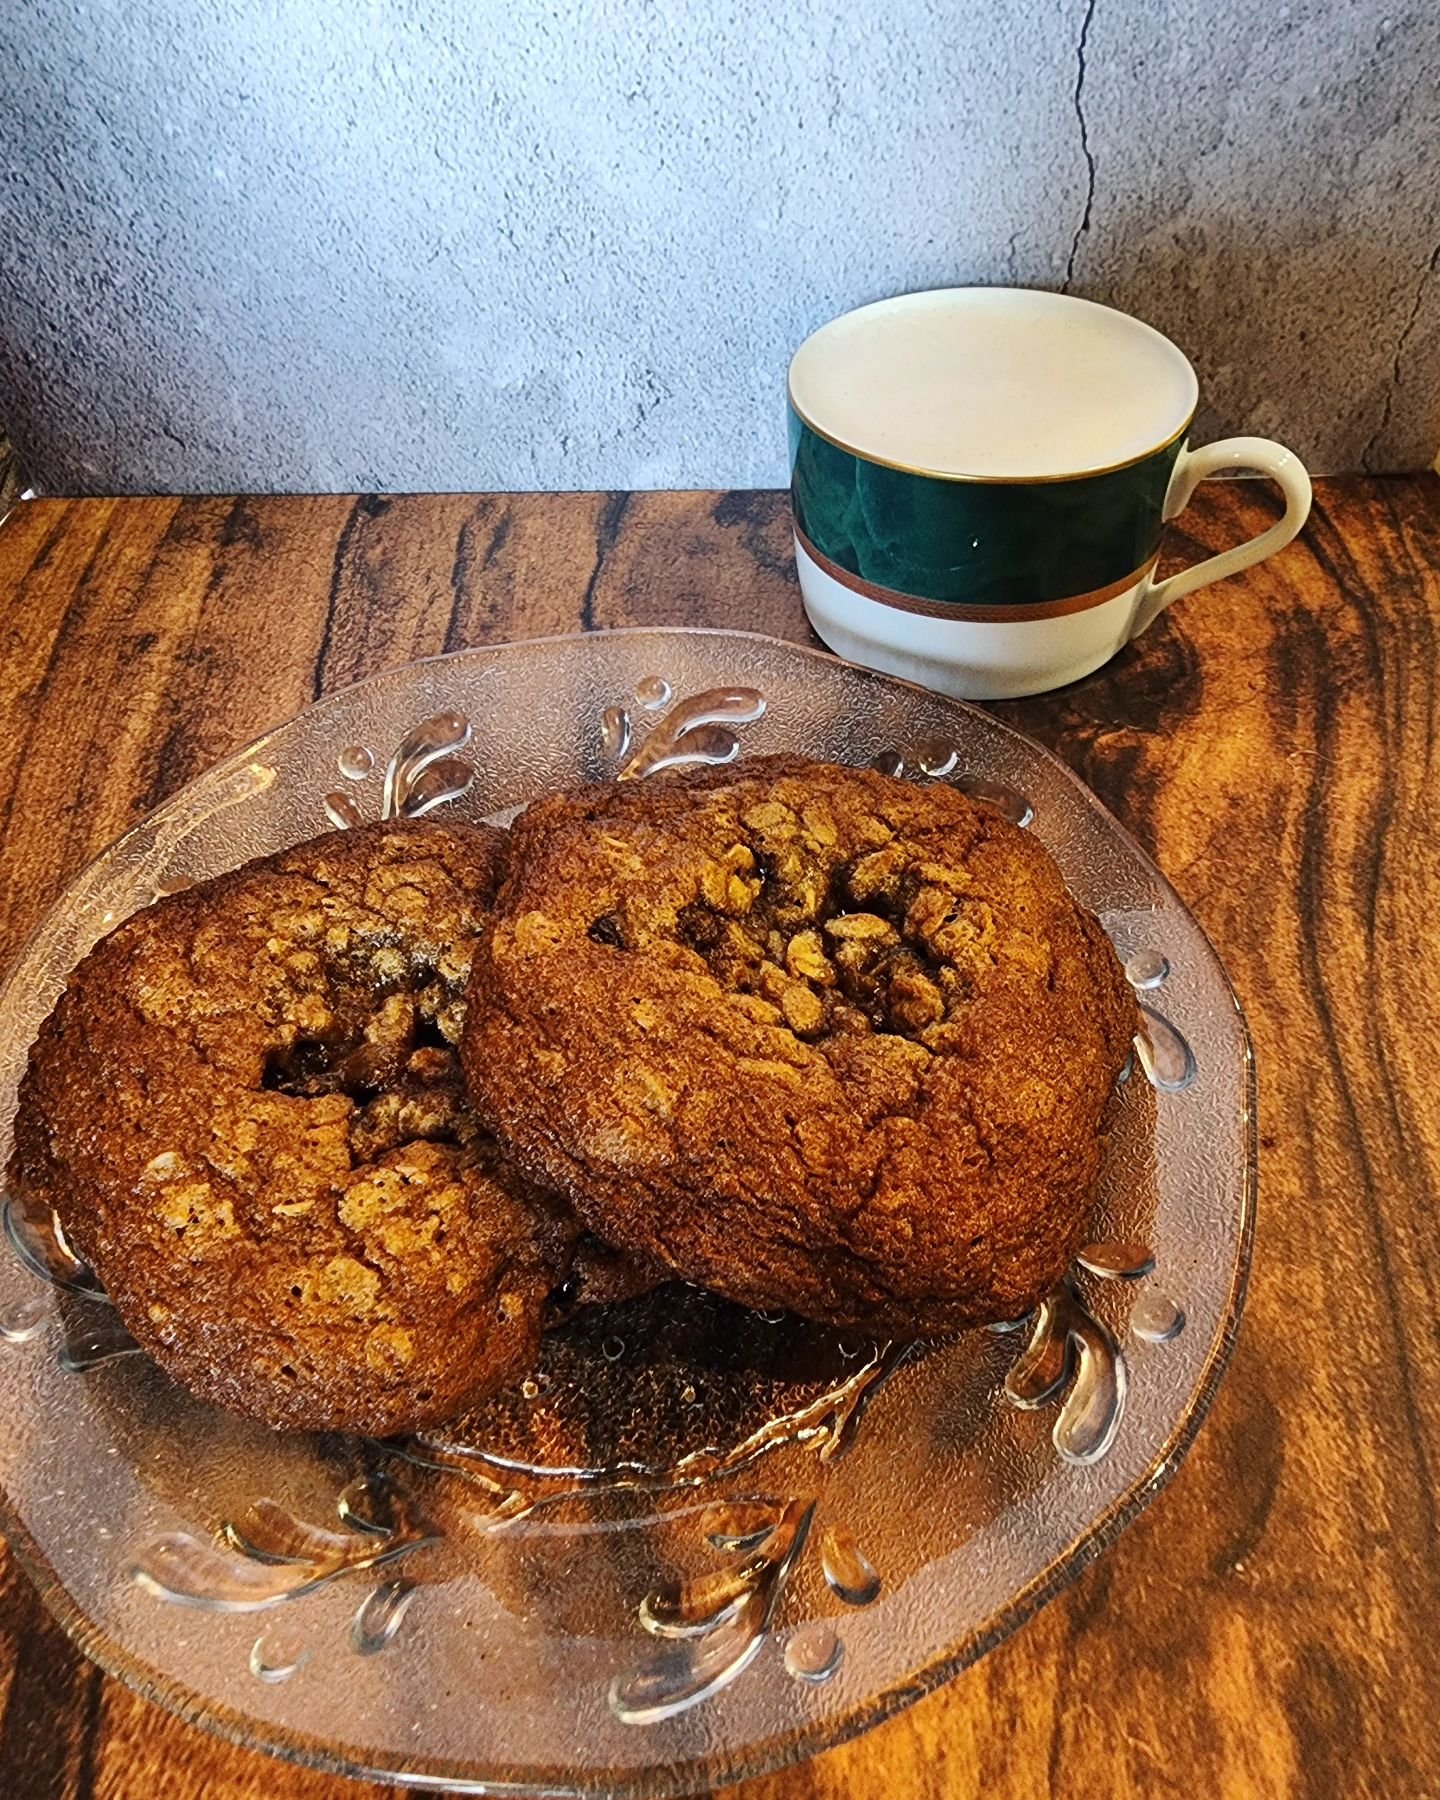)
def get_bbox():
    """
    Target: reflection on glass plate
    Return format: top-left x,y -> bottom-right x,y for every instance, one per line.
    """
0,629 -> 1253,1796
